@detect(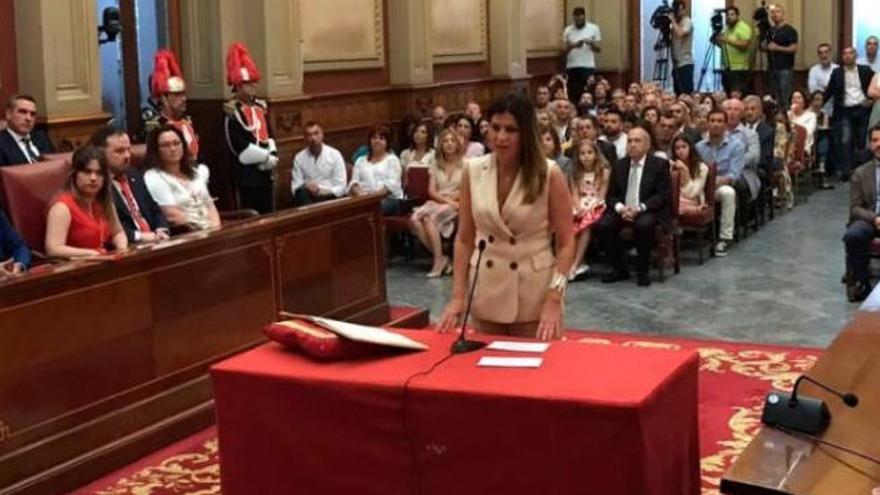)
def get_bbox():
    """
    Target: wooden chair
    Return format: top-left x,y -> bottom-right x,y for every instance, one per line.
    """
679,164 -> 717,264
